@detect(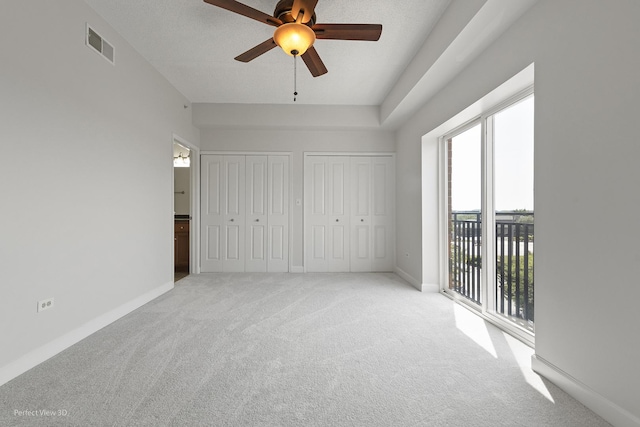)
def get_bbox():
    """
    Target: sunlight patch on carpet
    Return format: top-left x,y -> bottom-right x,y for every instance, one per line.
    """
503,332 -> 555,403
453,303 -> 497,358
